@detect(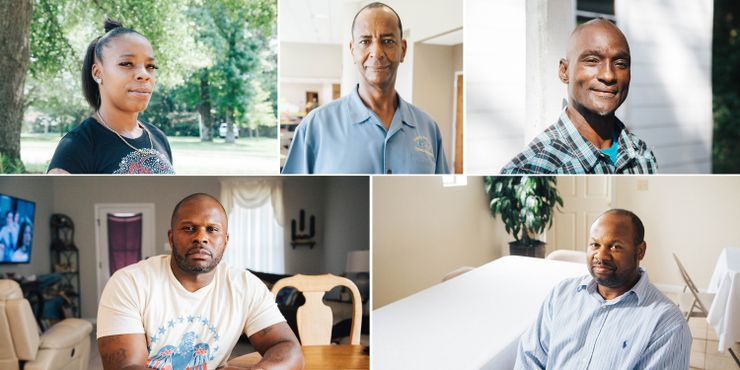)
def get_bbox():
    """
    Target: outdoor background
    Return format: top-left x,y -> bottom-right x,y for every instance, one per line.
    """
0,0 -> 278,174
